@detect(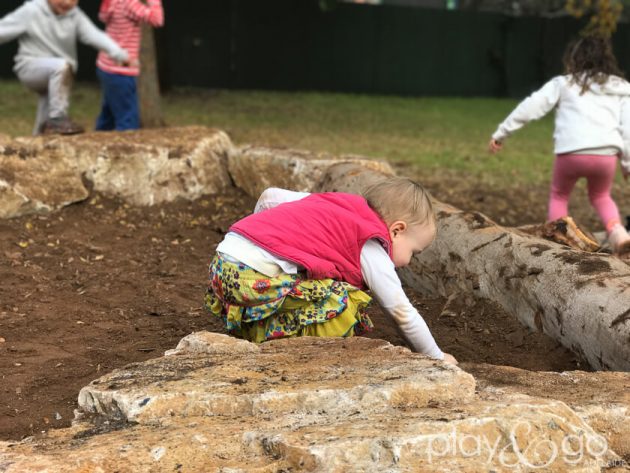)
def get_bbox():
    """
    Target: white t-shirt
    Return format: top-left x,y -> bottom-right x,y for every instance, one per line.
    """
216,187 -> 443,360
